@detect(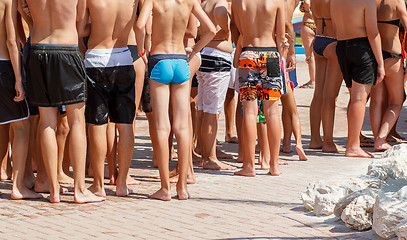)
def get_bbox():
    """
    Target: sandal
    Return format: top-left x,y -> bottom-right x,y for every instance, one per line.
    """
299,83 -> 315,89
360,134 -> 374,147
